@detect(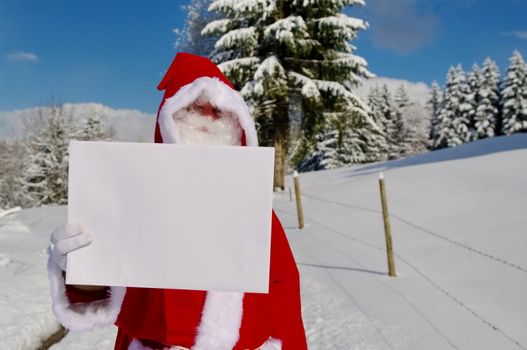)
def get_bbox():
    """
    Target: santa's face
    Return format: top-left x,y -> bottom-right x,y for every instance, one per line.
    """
172,101 -> 242,146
